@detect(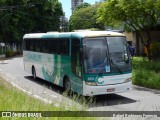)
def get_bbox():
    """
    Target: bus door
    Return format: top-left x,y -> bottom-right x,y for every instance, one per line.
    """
71,38 -> 83,94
